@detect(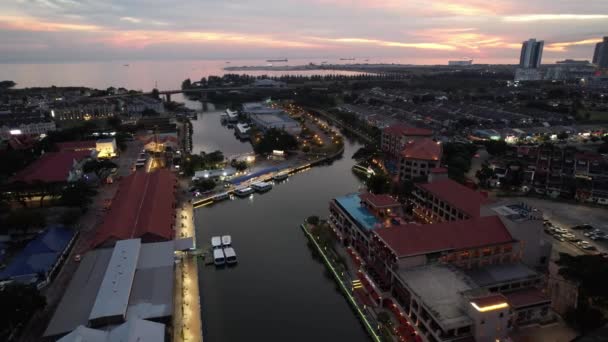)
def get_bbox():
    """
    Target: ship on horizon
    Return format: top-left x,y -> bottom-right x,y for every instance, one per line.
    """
266,58 -> 288,62
339,58 -> 355,61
